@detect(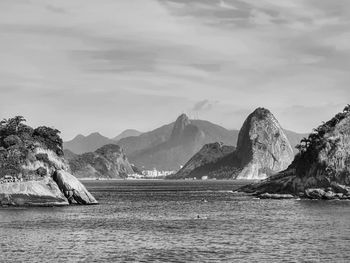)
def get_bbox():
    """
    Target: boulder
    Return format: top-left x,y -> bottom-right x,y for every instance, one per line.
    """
53,170 -> 98,205
305,189 -> 327,199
